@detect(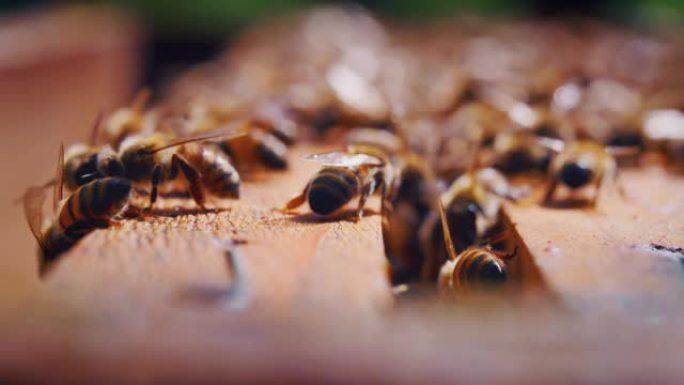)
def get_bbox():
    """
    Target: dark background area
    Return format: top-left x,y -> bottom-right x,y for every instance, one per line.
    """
1,0 -> 682,97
